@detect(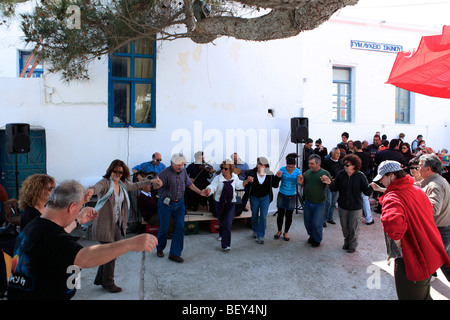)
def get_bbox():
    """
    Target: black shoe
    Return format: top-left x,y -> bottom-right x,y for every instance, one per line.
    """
342,244 -> 349,250
347,248 -> 356,253
366,220 -> 375,225
307,237 -> 314,244
327,220 -> 336,225
323,222 -> 327,228
169,254 -> 184,263
311,240 -> 320,247
103,284 -> 122,293
157,250 -> 164,258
